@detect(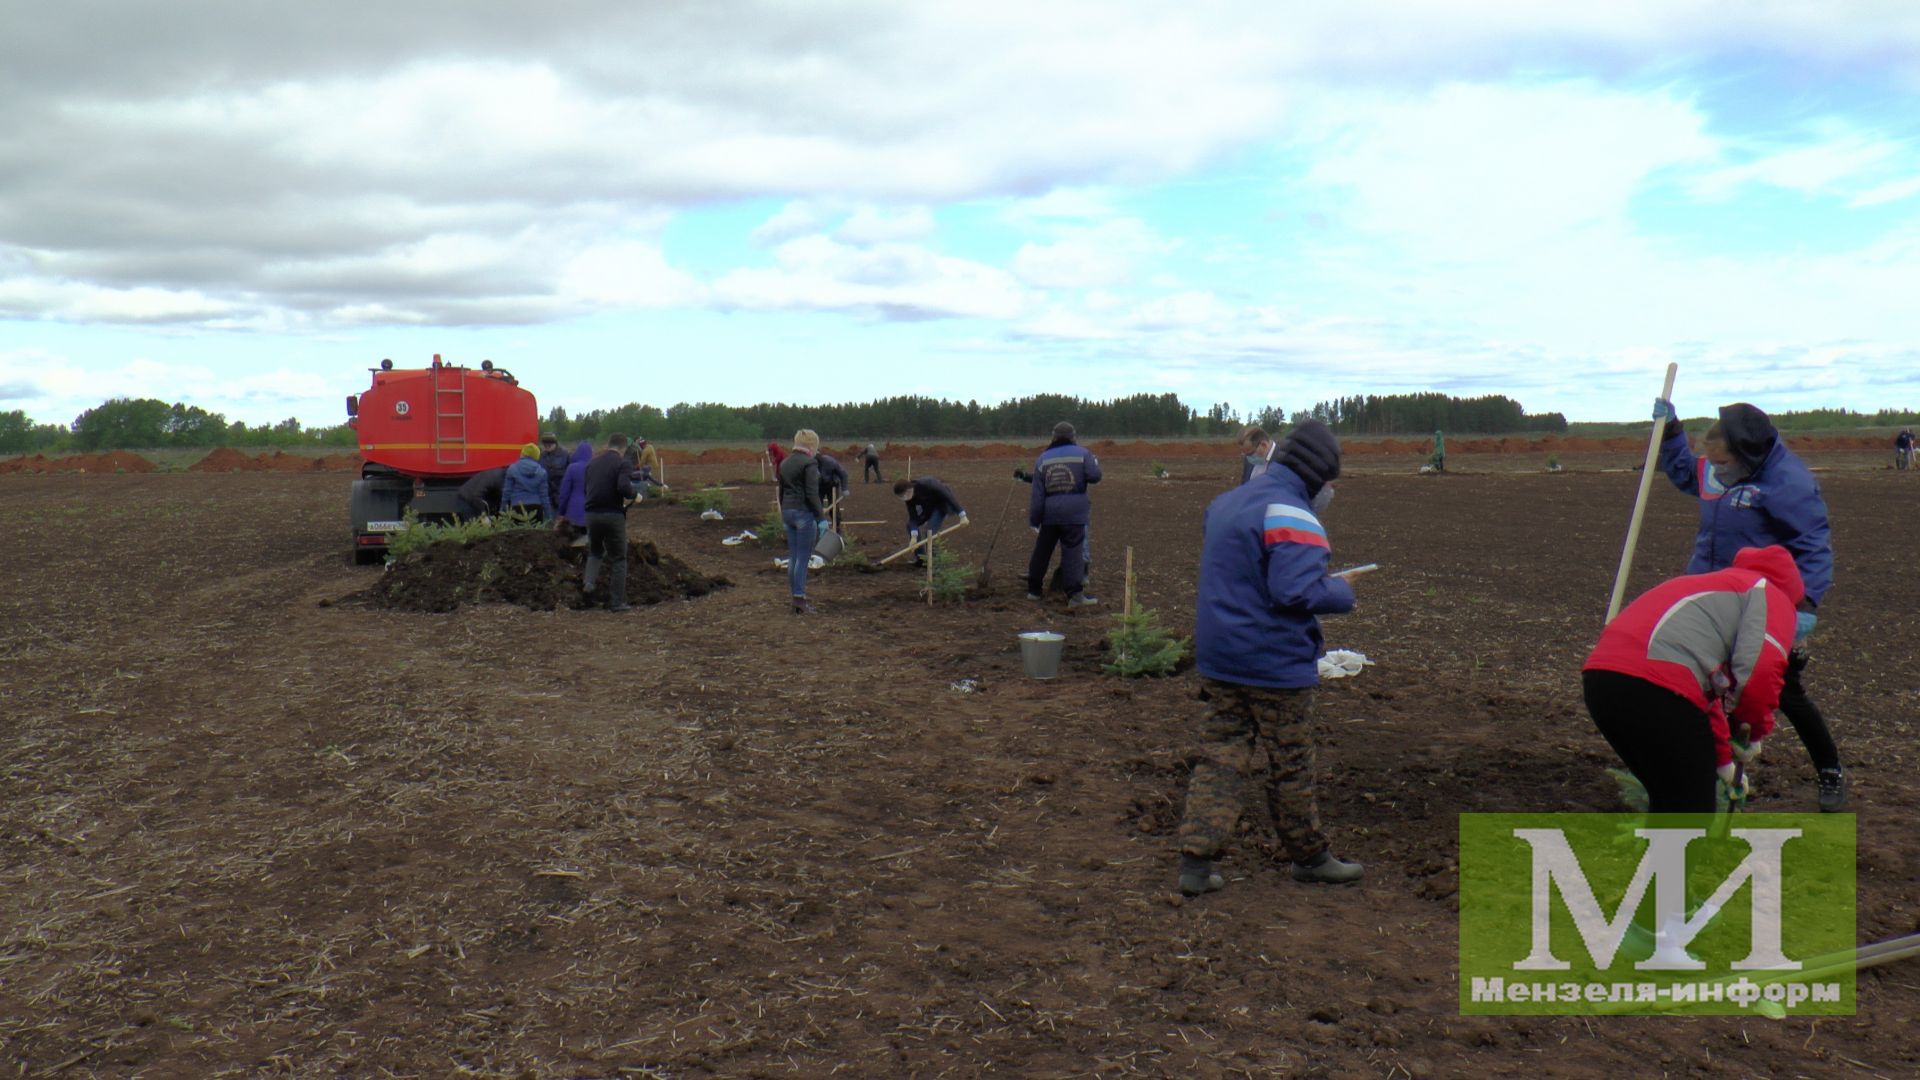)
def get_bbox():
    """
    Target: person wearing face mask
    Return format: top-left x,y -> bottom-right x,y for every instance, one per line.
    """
1176,420 -> 1362,896
1655,399 -> 1844,810
1237,425 -> 1277,485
